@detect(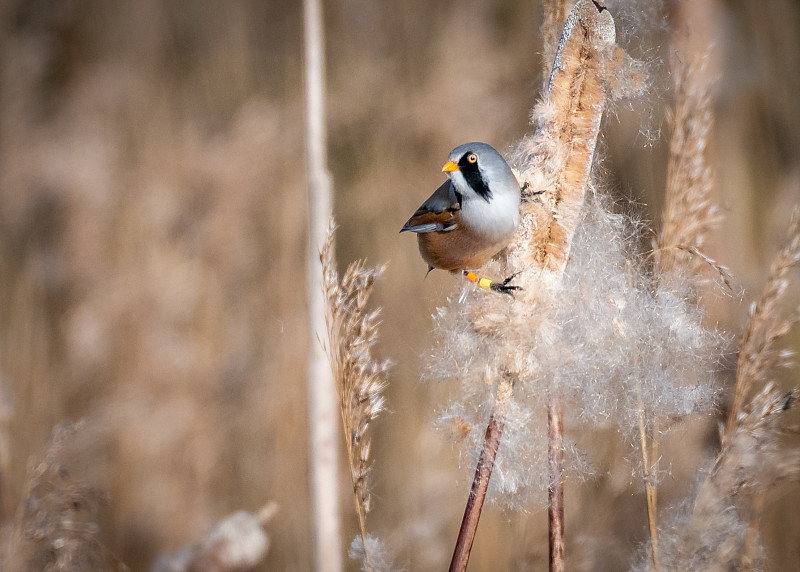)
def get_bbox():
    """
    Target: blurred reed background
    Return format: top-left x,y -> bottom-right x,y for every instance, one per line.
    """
0,0 -> 798,570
